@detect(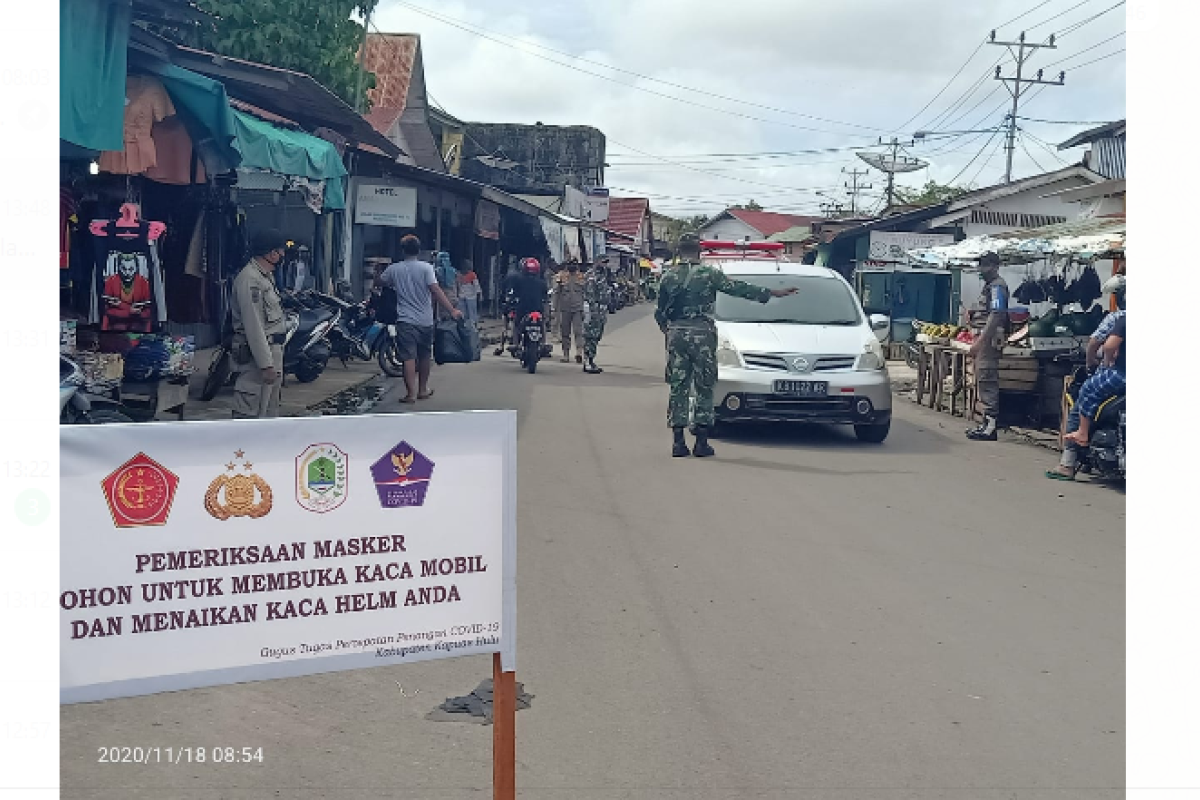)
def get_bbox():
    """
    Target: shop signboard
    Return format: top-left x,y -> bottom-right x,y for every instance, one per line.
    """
355,184 -> 418,227
867,231 -> 954,263
60,412 -> 517,704
475,200 -> 500,240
